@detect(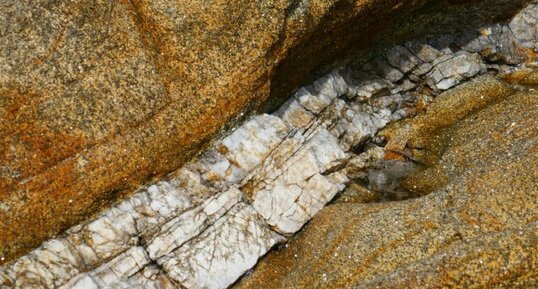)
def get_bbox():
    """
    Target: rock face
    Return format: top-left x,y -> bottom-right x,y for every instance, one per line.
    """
233,69 -> 538,289
0,60 -> 399,289
2,2 -> 538,287
0,0 -> 430,263
1,1 -> 537,288
0,0 -> 534,265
